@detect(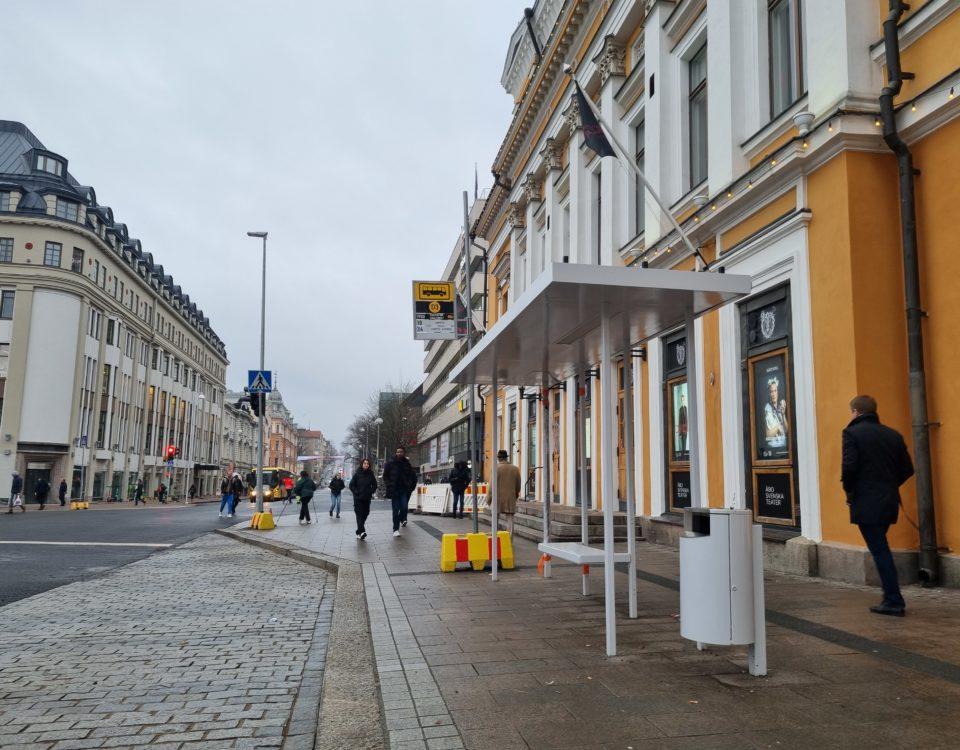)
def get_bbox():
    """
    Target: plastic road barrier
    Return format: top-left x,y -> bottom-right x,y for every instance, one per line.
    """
462,483 -> 489,513
70,501 -> 90,510
440,530 -> 514,572
249,511 -> 275,530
